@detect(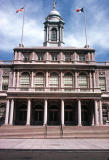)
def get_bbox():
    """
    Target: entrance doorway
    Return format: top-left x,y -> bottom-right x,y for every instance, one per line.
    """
15,104 -> 27,125
32,105 -> 44,125
48,105 -> 60,125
